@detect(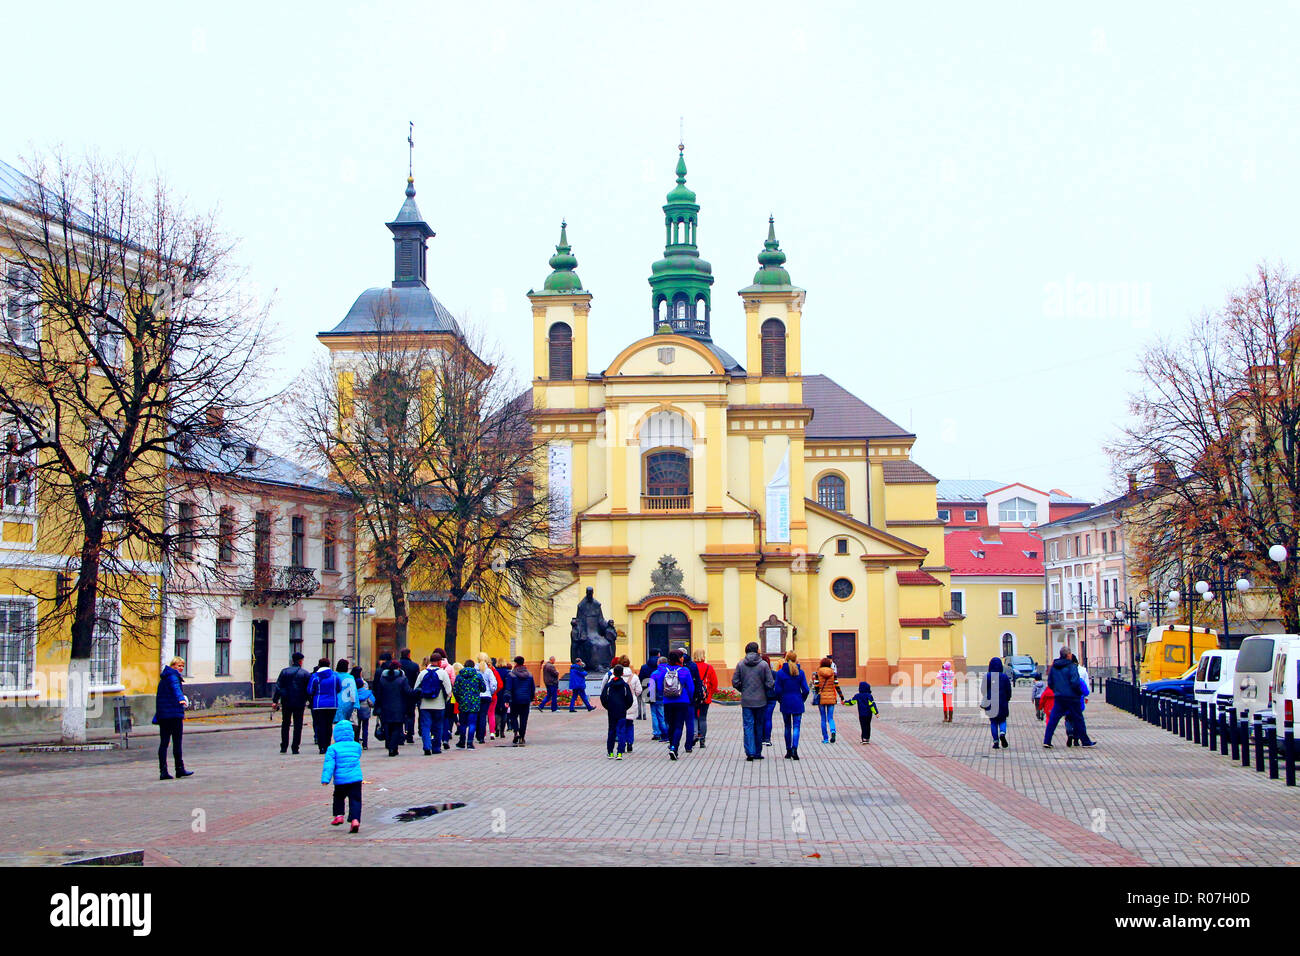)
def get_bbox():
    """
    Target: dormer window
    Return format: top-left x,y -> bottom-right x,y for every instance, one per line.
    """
245,446 -> 256,464
970,549 -> 986,559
